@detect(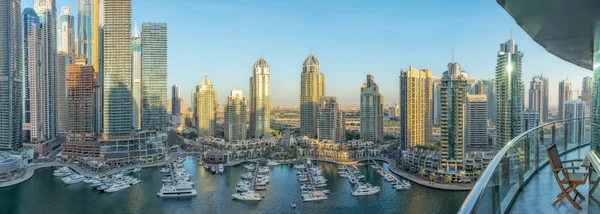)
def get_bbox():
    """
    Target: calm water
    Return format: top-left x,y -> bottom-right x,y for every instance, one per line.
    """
0,157 -> 467,214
